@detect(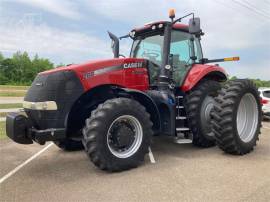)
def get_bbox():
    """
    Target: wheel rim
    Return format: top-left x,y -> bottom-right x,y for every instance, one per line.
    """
237,93 -> 259,143
107,115 -> 143,158
200,95 -> 215,138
